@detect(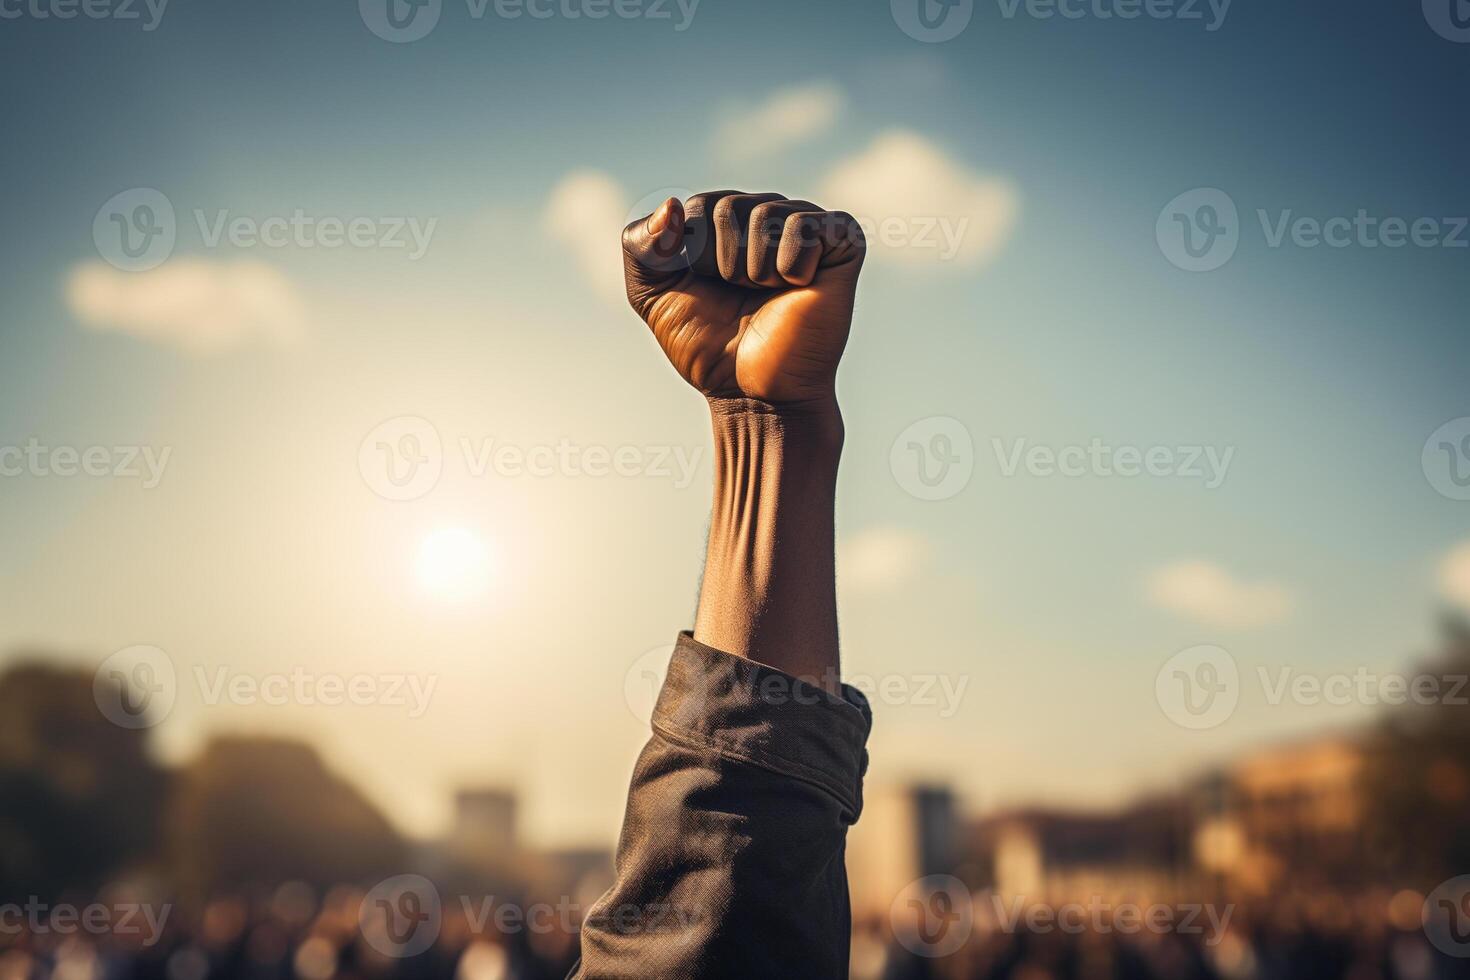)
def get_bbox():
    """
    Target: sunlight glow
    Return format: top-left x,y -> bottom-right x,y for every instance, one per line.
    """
414,527 -> 494,603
